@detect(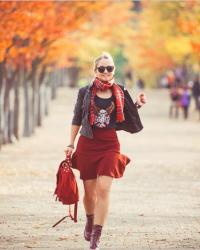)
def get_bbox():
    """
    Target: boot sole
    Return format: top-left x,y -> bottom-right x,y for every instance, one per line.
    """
84,230 -> 91,241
